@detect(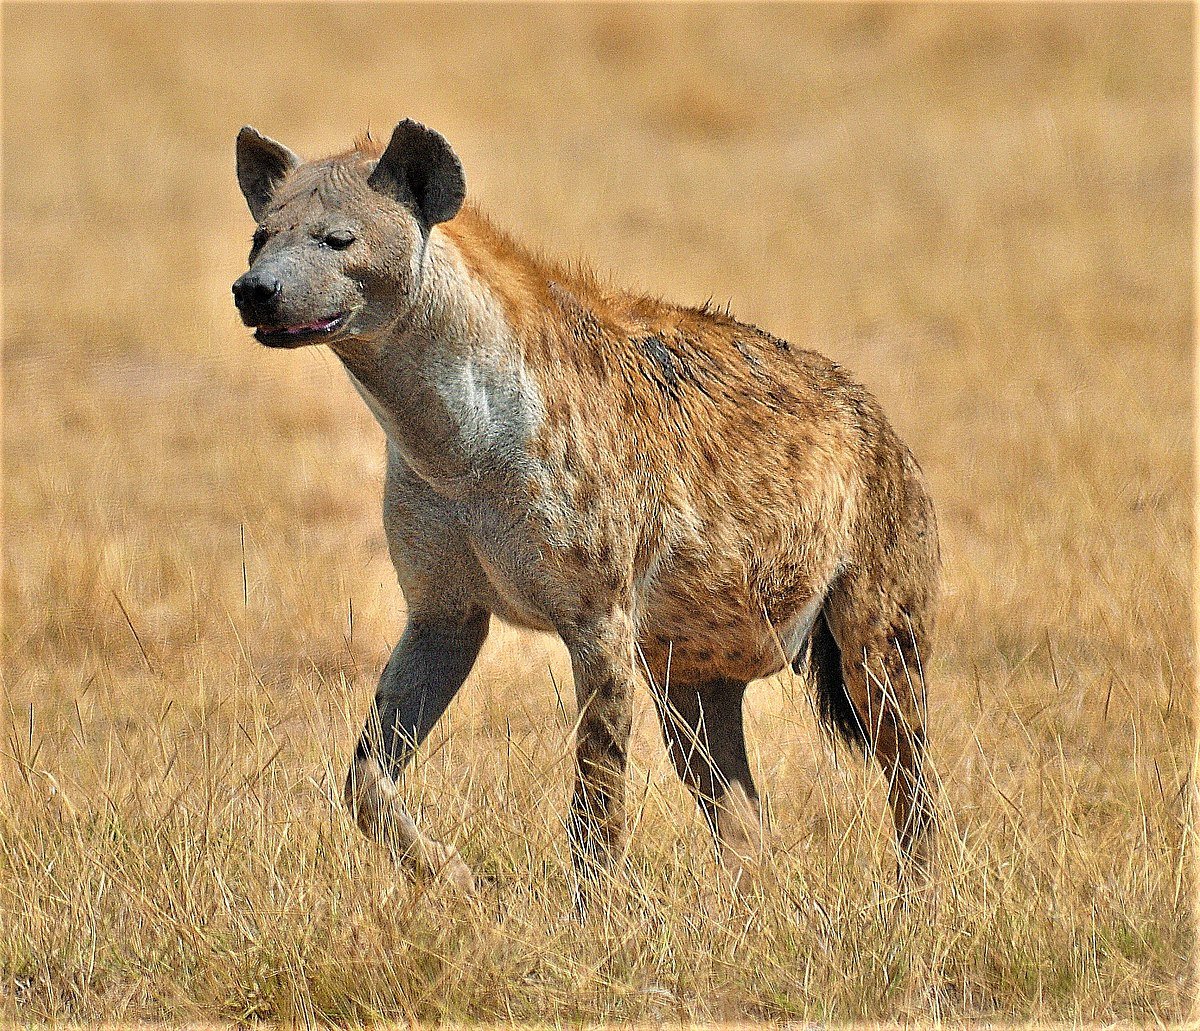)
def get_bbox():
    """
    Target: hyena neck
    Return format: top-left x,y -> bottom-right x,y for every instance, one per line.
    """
333,222 -> 543,492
